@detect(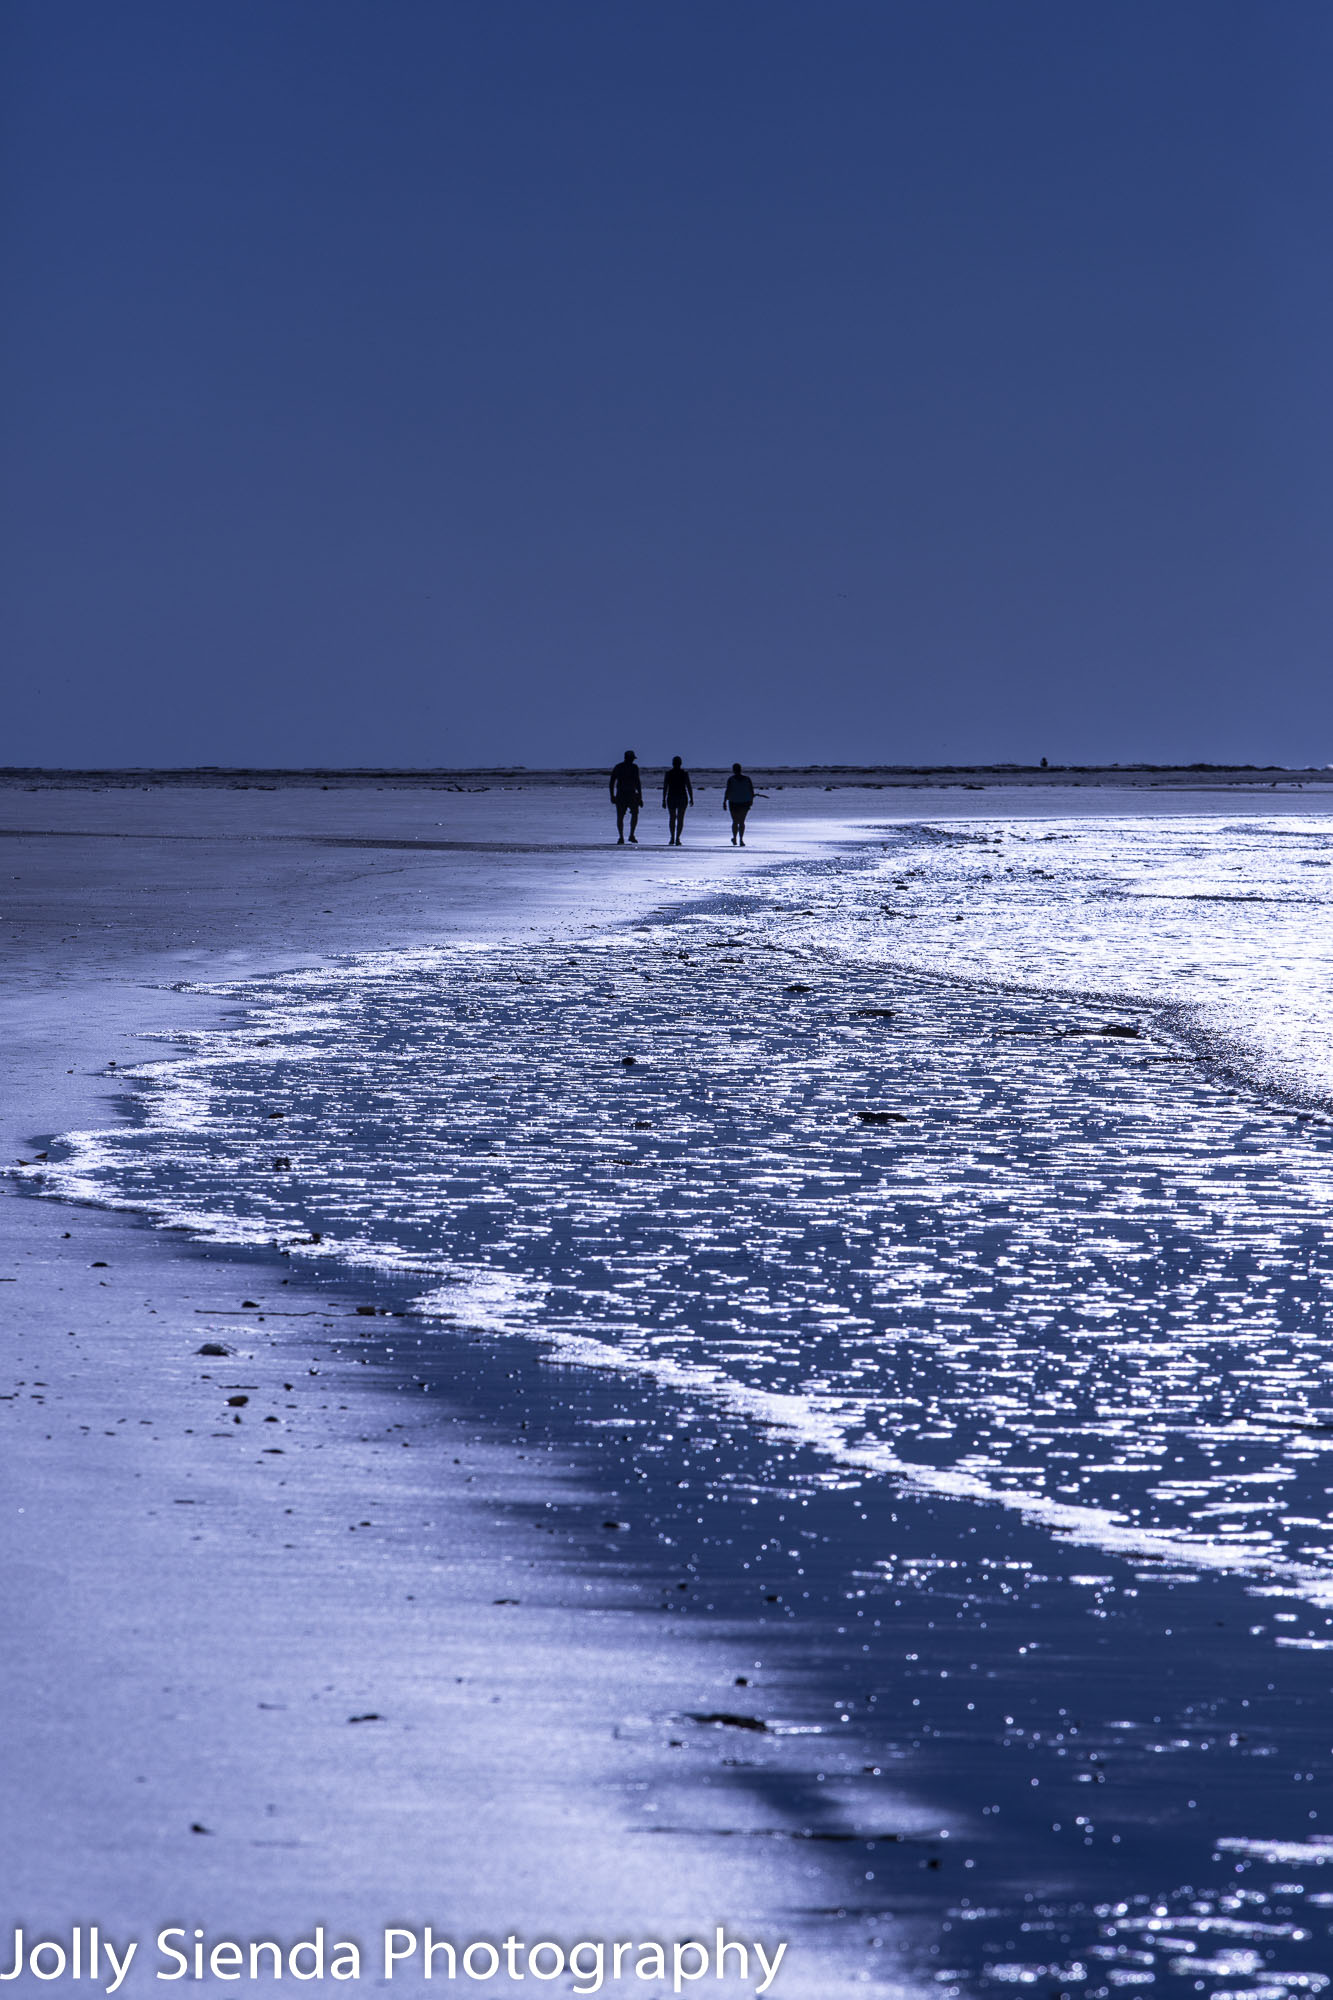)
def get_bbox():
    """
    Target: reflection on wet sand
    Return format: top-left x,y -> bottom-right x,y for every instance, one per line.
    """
26,815 -> 1333,1995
